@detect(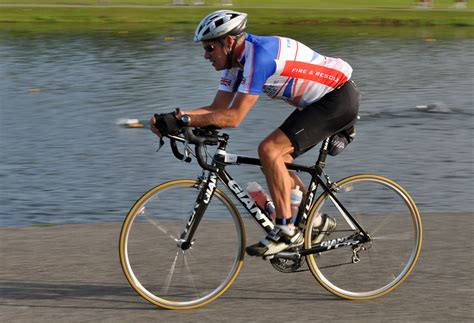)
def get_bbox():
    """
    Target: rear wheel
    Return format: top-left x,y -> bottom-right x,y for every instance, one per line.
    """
305,174 -> 422,300
119,179 -> 245,309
